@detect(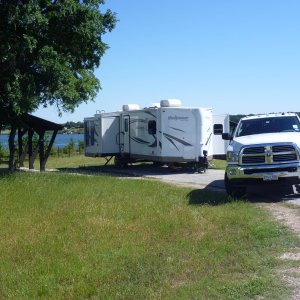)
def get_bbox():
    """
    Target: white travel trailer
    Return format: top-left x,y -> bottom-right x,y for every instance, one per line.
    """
84,100 -> 229,172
